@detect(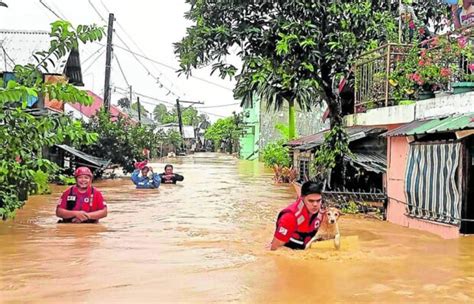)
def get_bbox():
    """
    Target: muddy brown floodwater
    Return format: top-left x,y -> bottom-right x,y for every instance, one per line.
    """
1,153 -> 473,303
